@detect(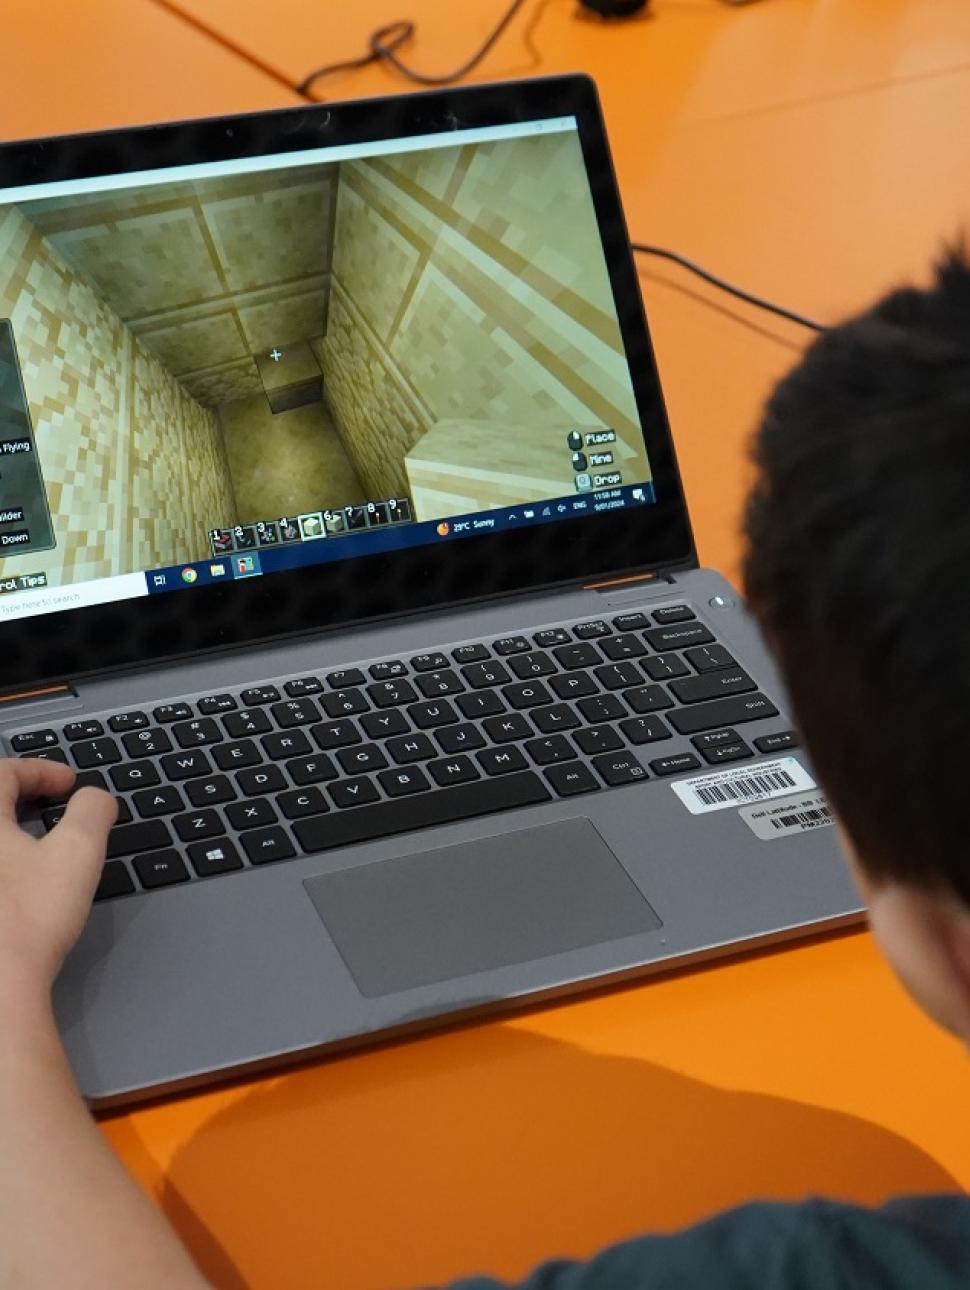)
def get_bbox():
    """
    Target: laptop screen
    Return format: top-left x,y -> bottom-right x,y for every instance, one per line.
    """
0,112 -> 656,624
